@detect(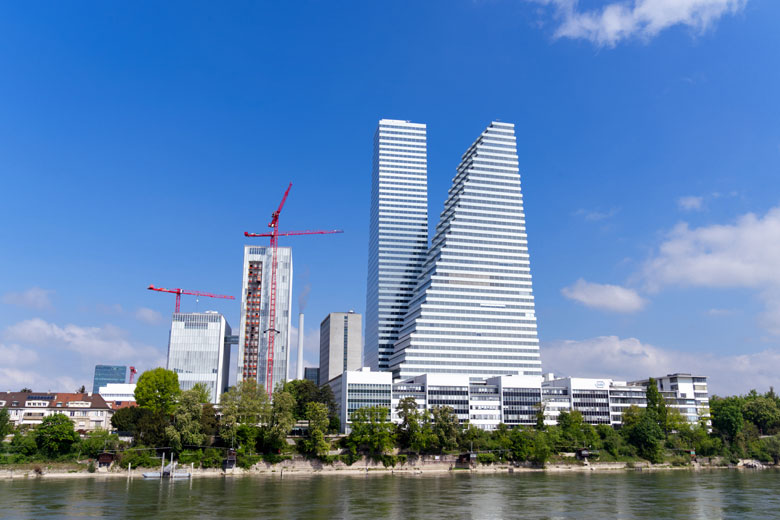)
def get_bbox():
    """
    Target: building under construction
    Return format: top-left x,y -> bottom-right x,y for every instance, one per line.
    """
237,245 -> 293,391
